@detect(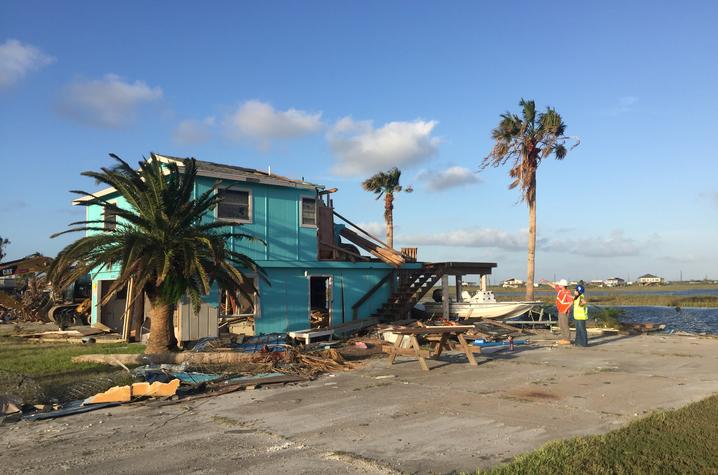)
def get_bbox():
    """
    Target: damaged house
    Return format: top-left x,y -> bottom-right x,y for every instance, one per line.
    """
74,155 -> 495,343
